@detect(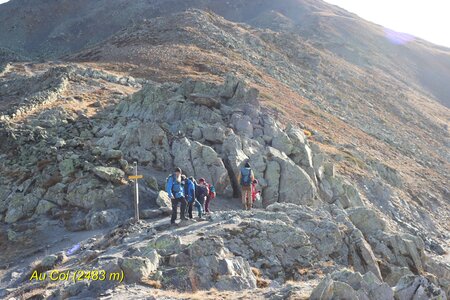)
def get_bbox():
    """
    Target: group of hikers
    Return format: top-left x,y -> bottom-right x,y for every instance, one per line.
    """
165,162 -> 260,224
